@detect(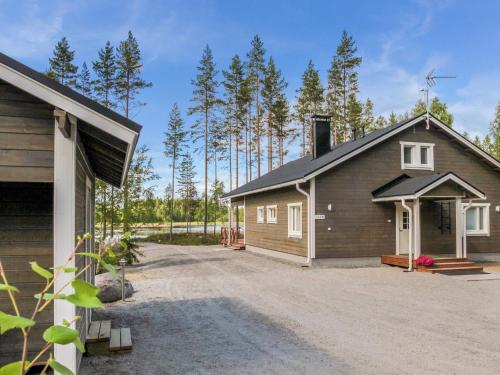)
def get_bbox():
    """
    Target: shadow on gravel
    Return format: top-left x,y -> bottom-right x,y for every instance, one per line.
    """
80,297 -> 349,375
130,257 -> 227,270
